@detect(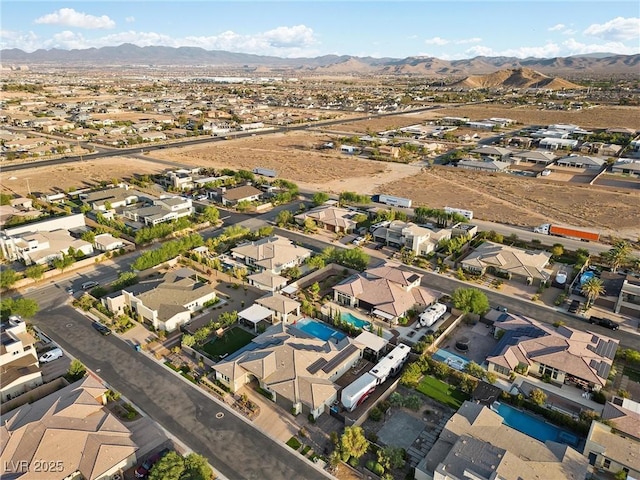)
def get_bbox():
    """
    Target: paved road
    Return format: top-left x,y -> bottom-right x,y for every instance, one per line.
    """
26,293 -> 331,480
